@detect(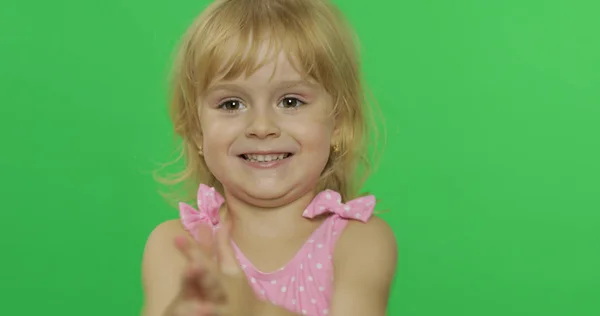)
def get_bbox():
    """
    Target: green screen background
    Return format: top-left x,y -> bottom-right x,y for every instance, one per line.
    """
1,0 -> 598,315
